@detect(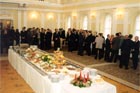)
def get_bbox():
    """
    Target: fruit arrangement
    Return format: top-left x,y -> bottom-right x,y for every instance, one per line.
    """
53,50 -> 66,68
41,54 -> 53,64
